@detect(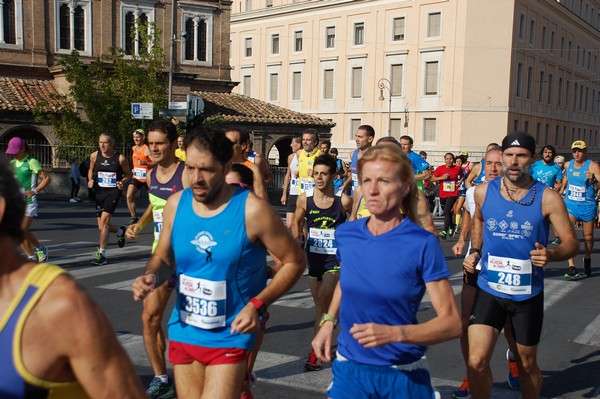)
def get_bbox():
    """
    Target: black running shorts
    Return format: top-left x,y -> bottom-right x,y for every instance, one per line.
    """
95,189 -> 123,217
